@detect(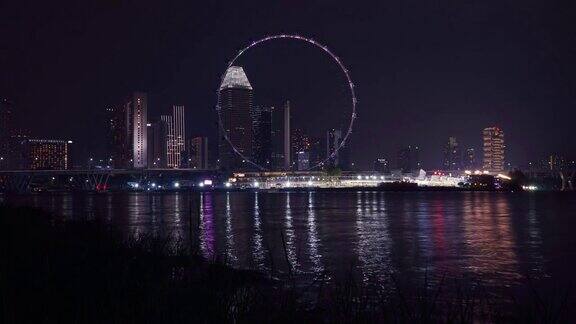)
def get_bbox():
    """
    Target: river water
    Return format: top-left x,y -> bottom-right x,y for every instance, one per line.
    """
2,190 -> 576,299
